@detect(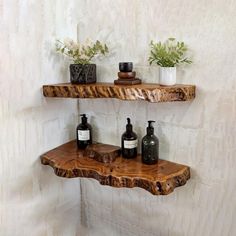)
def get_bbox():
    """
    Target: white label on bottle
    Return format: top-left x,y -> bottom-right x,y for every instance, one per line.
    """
78,130 -> 90,141
124,140 -> 138,149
